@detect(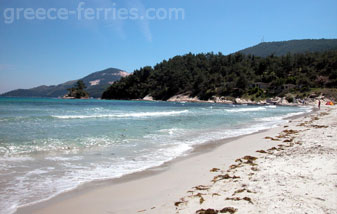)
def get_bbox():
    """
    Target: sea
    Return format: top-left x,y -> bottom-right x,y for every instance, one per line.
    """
0,97 -> 312,213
